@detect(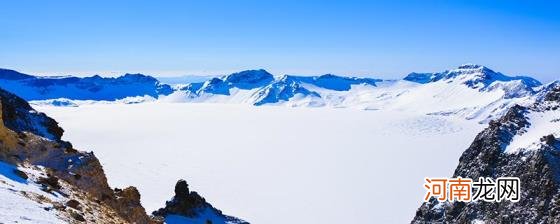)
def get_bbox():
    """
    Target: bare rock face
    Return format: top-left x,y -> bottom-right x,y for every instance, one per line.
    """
412,84 -> 560,223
